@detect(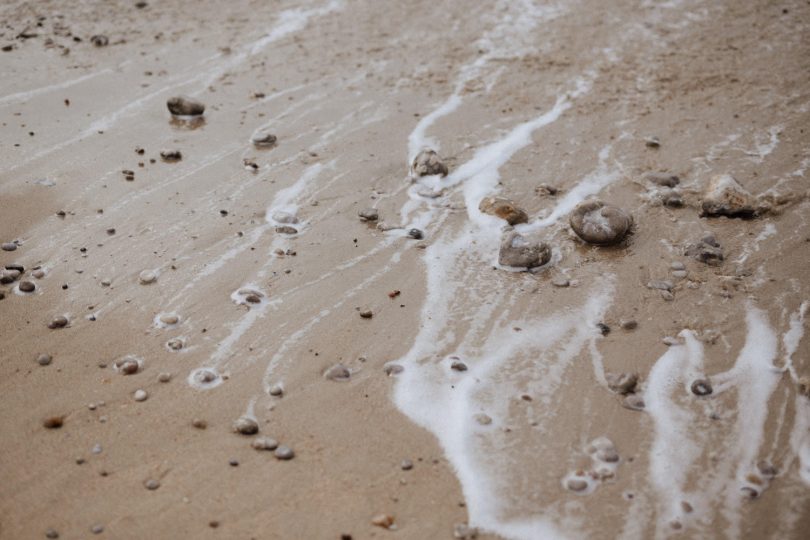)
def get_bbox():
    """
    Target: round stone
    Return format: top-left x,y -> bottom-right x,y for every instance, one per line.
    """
167,96 -> 205,116
37,354 -> 53,366
268,384 -> 284,396
133,389 -> 148,401
157,372 -> 172,382
569,200 -> 633,245
32,269 -> 45,279
274,445 -> 295,460
383,362 -> 403,376
138,270 -> 157,284
18,280 -> 35,293
324,364 -> 351,381
159,313 -> 179,325
691,379 -> 713,396
48,316 -> 68,329
167,338 -> 184,351
192,419 -> 207,429
233,416 -> 259,435
1,242 -> 18,251
144,479 -> 160,490
252,132 -> 277,148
